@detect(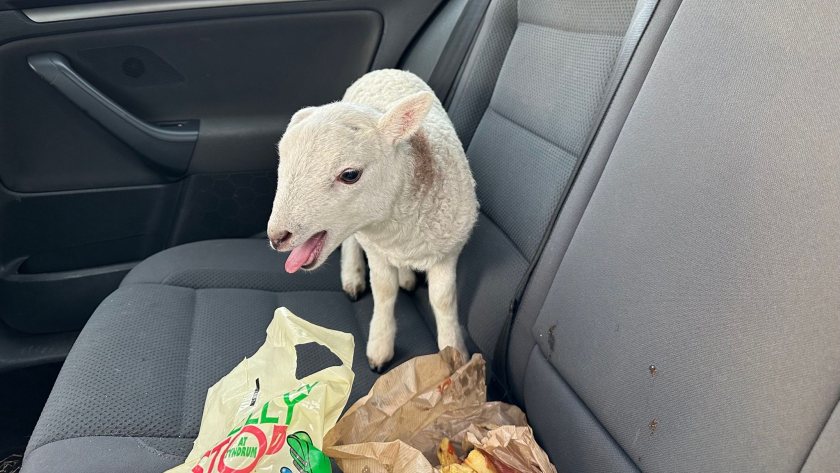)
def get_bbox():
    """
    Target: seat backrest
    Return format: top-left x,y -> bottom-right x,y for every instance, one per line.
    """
412,0 -> 641,356
508,0 -> 840,471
